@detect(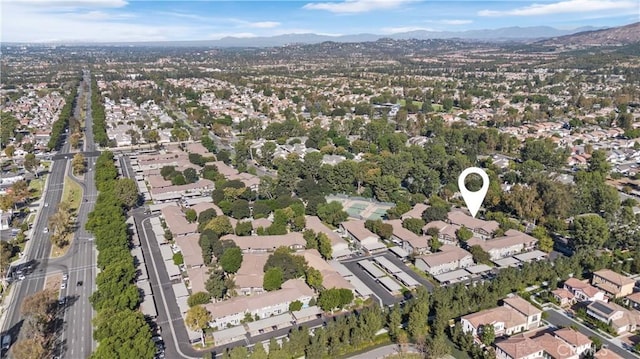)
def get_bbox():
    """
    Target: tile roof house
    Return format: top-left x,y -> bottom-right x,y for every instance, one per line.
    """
203,279 -> 314,329
461,295 -> 540,339
586,300 -> 638,334
235,253 -> 269,296
401,203 -> 428,220
563,277 -> 606,303
161,205 -> 198,237
447,210 -> 499,239
461,306 -> 528,338
551,288 -> 574,307
340,220 -> 386,253
298,249 -> 354,291
222,233 -> 306,253
175,233 -> 204,268
625,291 -> 640,310
415,244 -> 473,276
495,336 -> 544,359
553,328 -> 592,357
502,296 -> 542,331
467,229 -> 538,261
305,216 -> 350,259
591,269 -> 635,298
387,219 -> 430,255
423,220 -> 459,245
